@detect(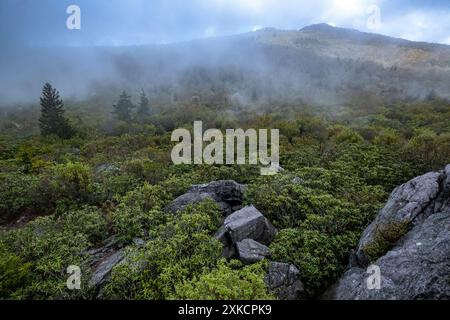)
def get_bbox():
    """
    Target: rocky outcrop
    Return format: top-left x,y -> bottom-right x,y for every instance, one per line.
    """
328,211 -> 450,300
355,164 -> 450,266
265,262 -> 306,300
165,180 -> 246,216
214,205 -> 277,259
236,239 -> 271,264
327,164 -> 450,300
90,250 -> 124,289
86,237 -> 124,296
